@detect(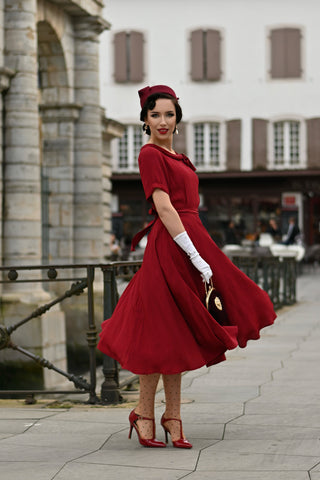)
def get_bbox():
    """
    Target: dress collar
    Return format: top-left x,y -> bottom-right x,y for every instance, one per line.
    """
142,143 -> 196,171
